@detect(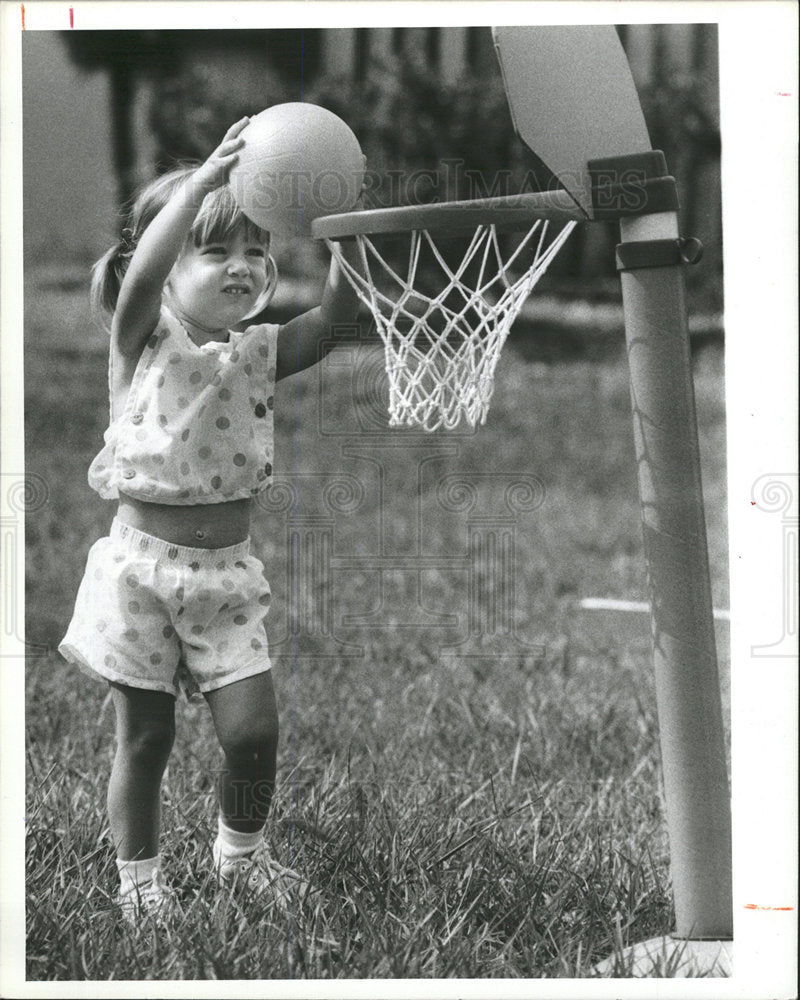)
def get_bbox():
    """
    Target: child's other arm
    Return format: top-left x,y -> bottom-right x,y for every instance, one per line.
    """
112,119 -> 250,360
275,239 -> 362,381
